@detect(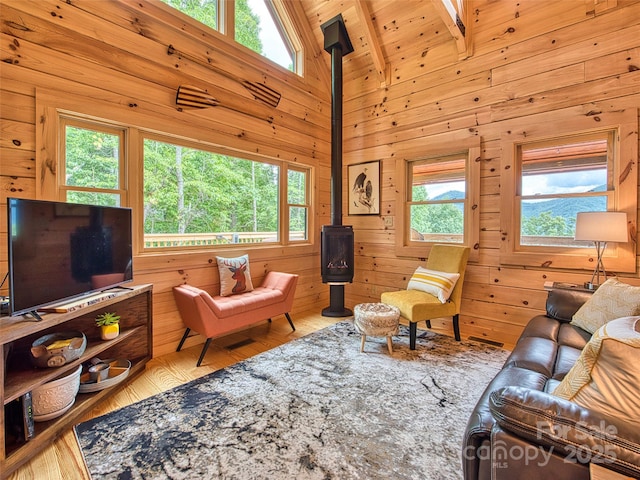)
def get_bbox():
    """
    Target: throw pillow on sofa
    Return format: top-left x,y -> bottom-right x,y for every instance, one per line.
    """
553,316 -> 640,423
407,267 -> 460,303
216,254 -> 254,296
571,278 -> 640,333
